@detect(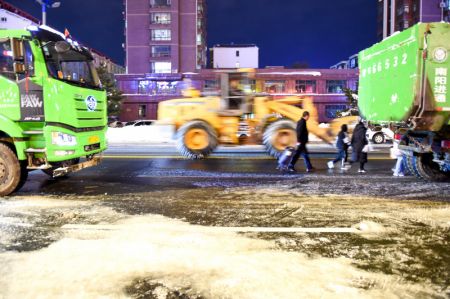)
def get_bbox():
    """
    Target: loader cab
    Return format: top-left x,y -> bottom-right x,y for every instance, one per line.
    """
219,72 -> 253,116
